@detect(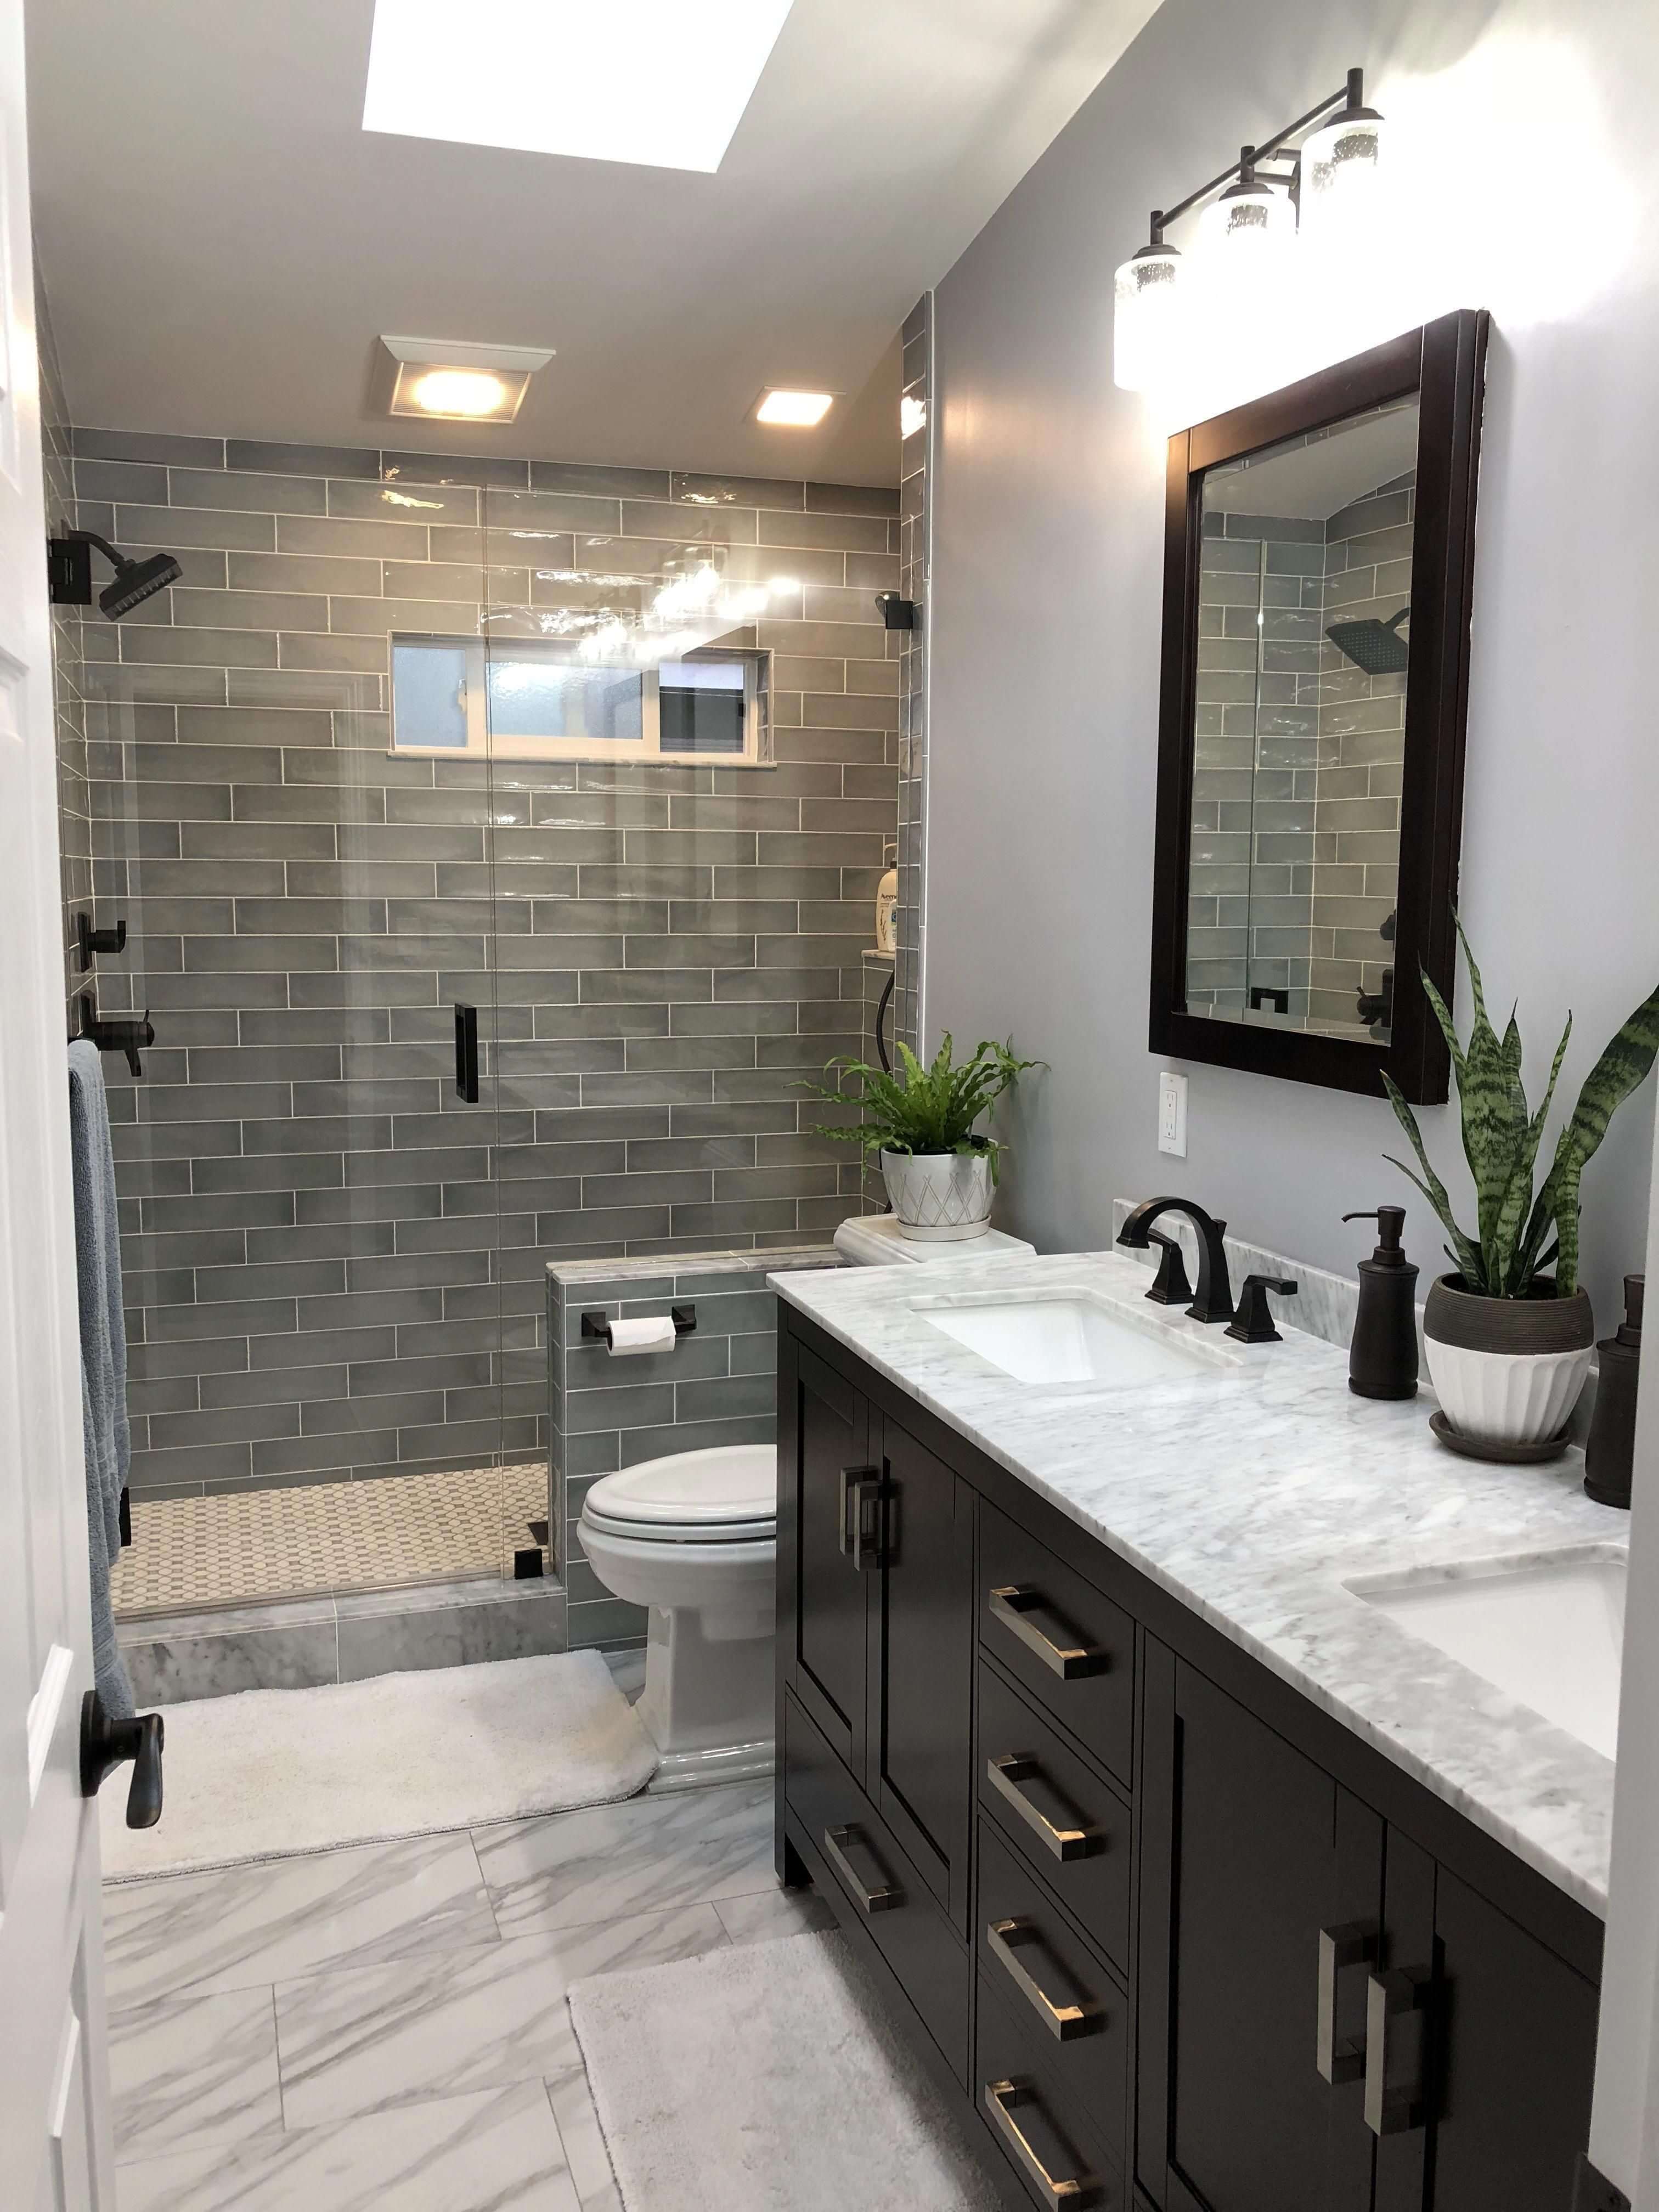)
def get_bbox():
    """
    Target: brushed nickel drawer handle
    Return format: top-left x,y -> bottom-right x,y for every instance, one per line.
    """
1364,1965 -> 1431,2136
822,1824 -> 902,1914
1316,1922 -> 1376,2085
986,1754 -> 1103,1863
989,1586 -> 1109,1679
988,1918 -> 1104,2043
983,2079 -> 1098,2206
838,1466 -> 885,1571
